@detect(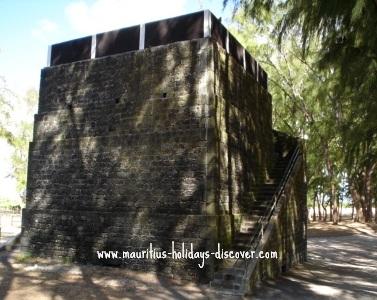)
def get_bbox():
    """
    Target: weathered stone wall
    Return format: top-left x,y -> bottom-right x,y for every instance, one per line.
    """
248,149 -> 307,290
23,38 -> 218,281
210,43 -> 273,246
22,36 -> 293,283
